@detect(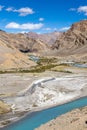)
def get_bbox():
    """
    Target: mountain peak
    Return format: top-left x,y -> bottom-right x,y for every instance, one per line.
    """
70,20 -> 87,32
